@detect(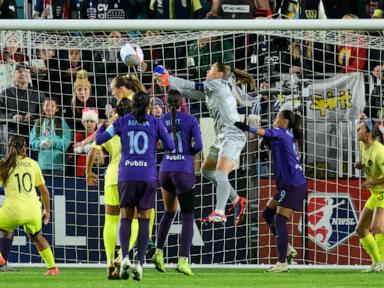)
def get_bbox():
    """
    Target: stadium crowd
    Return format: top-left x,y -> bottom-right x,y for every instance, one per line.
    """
1,0 -> 384,279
